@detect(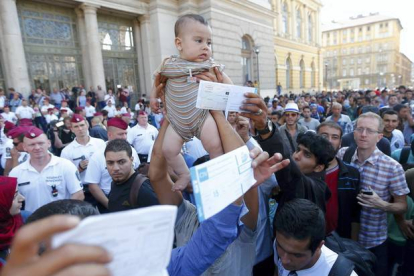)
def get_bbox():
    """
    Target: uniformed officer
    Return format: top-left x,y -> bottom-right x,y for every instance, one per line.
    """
128,111 -> 158,163
2,126 -> 30,176
60,114 -> 106,188
84,117 -> 140,212
9,127 -> 84,212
